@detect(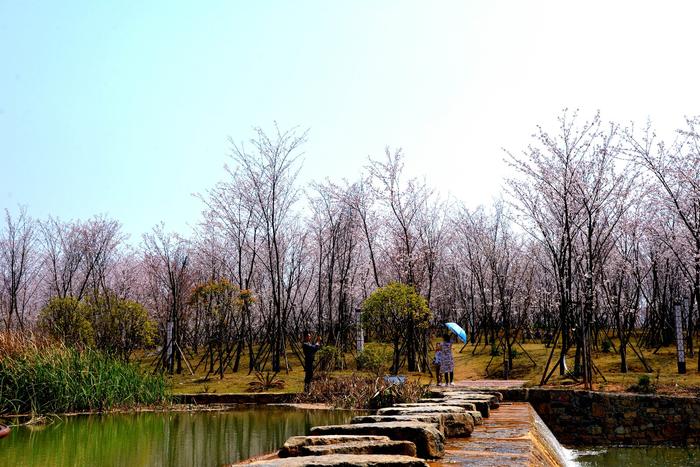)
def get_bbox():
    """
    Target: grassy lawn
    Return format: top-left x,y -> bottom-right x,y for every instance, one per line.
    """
449,338 -> 700,395
147,338 -> 700,396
